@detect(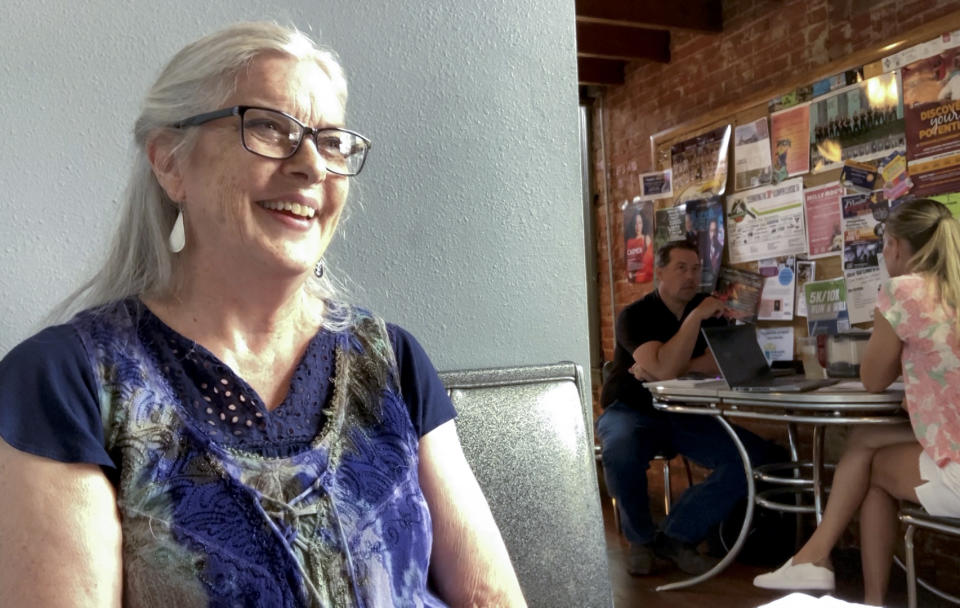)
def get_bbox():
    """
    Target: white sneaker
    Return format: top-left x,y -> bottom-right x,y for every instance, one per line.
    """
753,558 -> 835,591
